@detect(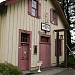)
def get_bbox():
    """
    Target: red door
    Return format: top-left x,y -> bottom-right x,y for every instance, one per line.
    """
18,43 -> 29,70
18,30 -> 31,71
39,36 -> 51,68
